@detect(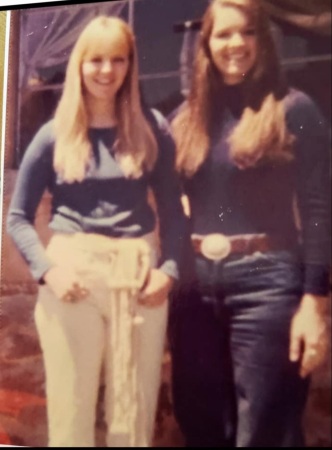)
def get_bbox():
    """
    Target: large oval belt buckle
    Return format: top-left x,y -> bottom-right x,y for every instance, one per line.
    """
201,234 -> 231,261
